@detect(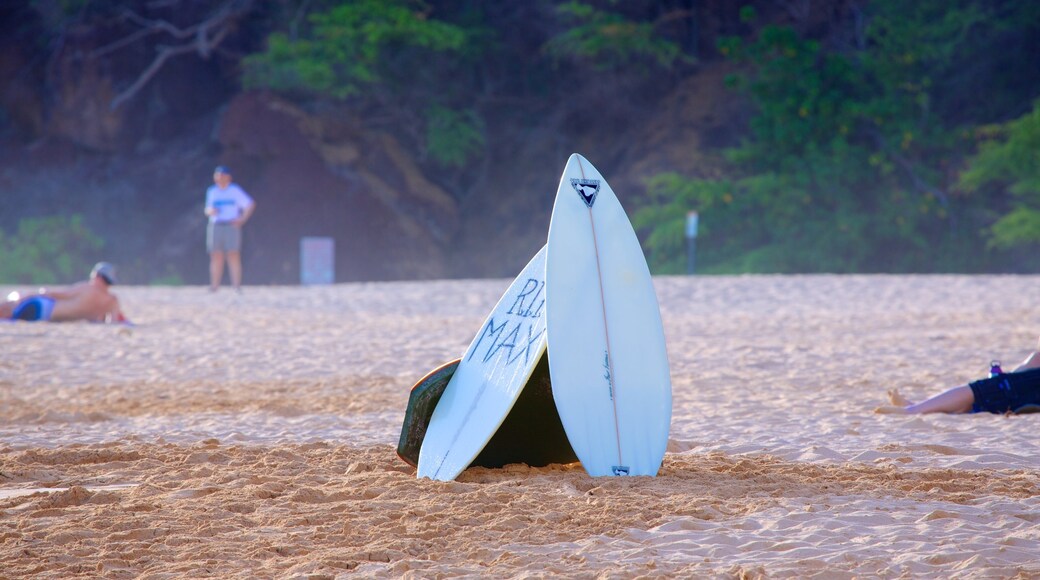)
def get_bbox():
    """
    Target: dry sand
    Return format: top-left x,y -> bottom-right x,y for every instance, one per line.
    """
1,275 -> 1039,578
